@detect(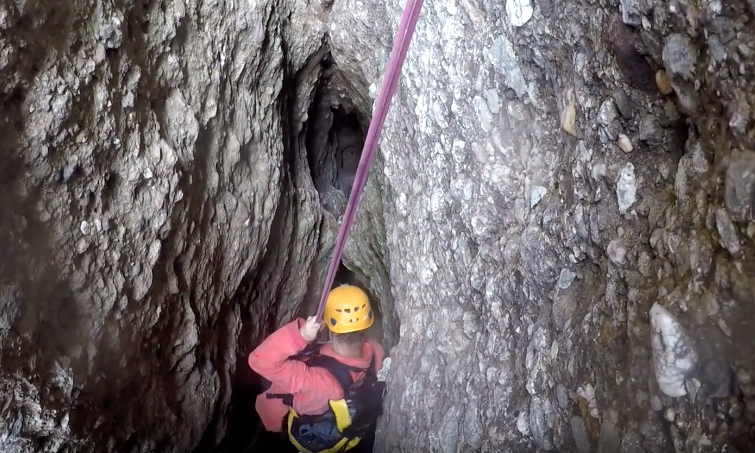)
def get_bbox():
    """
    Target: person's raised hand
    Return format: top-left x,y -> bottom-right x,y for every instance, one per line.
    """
300,316 -> 322,342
